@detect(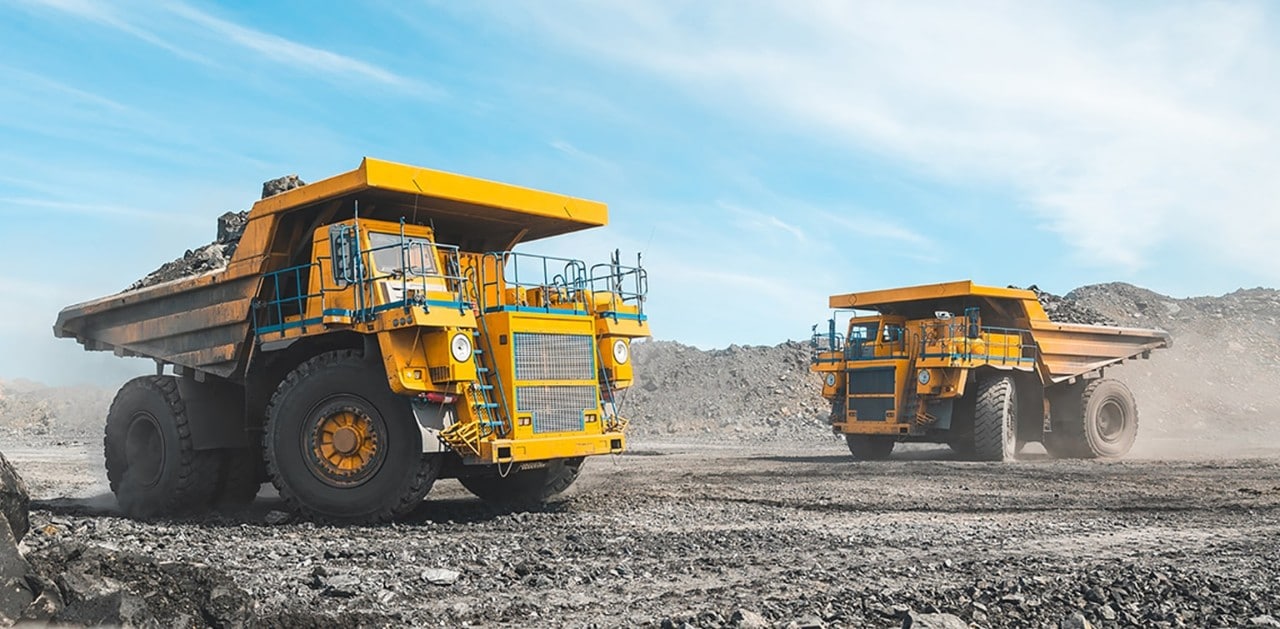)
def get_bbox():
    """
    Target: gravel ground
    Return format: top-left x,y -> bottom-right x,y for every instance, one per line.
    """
8,439 -> 1280,628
